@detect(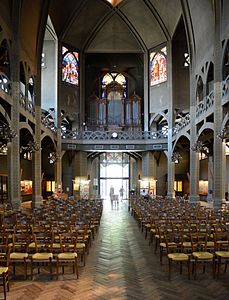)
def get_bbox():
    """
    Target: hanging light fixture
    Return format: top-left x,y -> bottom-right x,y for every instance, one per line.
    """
217,125 -> 229,140
20,140 -> 40,153
0,144 -> 8,155
0,123 -> 16,143
48,152 -> 57,164
171,151 -> 182,164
